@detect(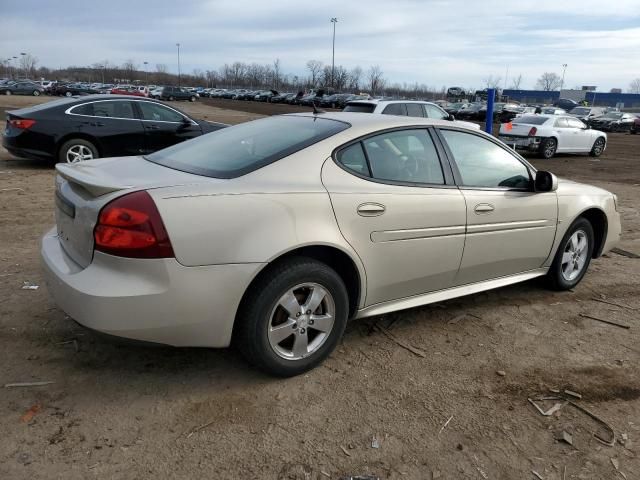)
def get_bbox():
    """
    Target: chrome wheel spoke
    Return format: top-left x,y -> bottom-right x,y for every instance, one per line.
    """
292,332 -> 308,357
562,251 -> 573,264
310,313 -> 333,333
570,234 -> 579,251
303,286 -> 327,313
269,320 -> 296,344
278,290 -> 301,318
576,236 -> 587,254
